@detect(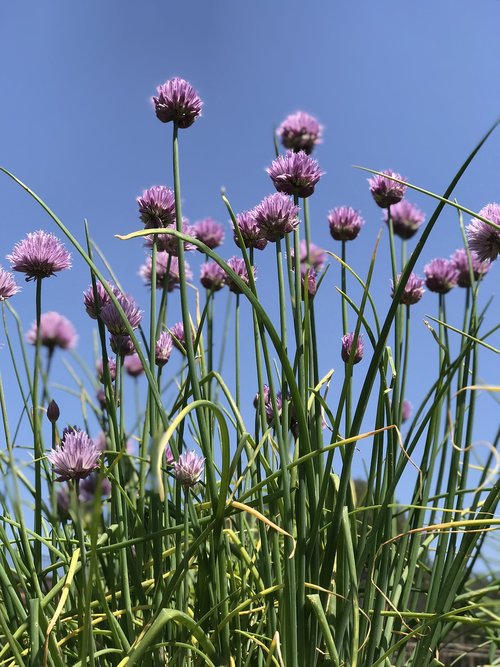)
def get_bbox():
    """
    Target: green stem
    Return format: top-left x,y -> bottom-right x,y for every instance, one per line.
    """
33,277 -> 43,578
